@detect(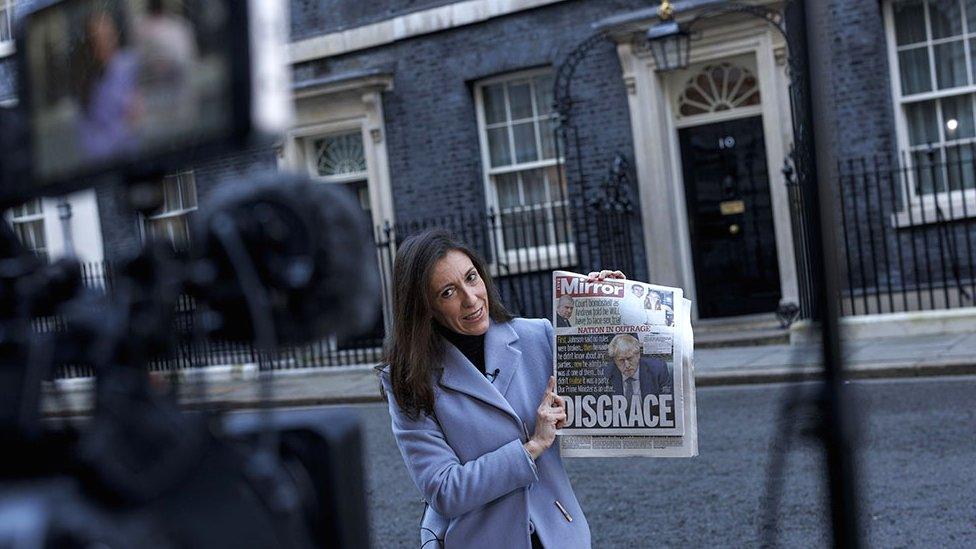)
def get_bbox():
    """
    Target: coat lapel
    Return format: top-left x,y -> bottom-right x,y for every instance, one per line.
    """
485,320 -> 521,398
437,321 -> 522,426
